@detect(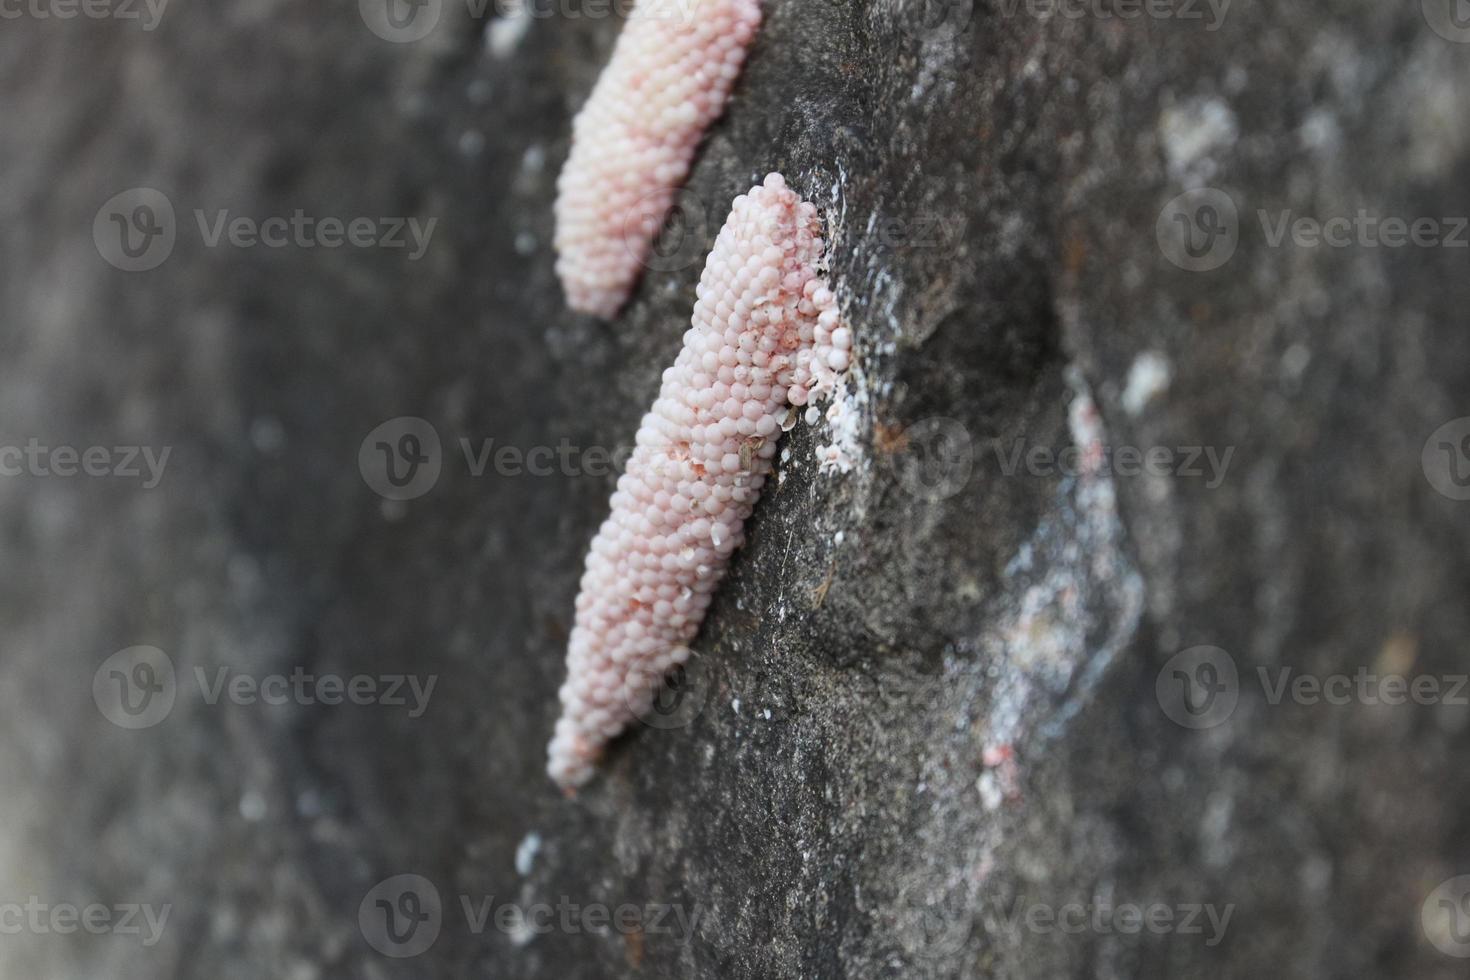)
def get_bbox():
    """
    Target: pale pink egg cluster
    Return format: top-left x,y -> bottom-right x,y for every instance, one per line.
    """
549,173 -> 846,789
553,0 -> 763,319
